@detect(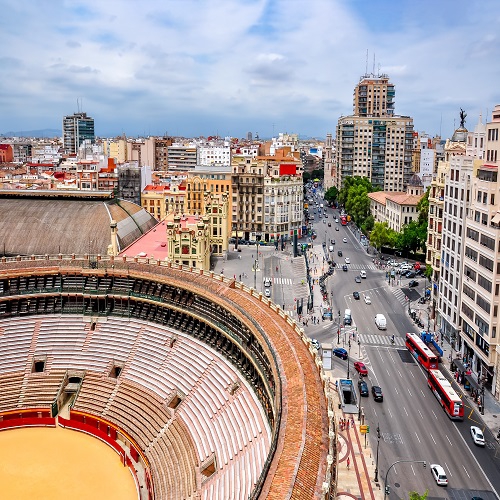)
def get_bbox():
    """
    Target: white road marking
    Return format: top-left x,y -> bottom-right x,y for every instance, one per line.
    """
403,407 -> 408,417
407,388 -> 413,397
394,387 -> 399,395
387,408 -> 393,419
444,462 -> 452,476
415,431 -> 421,443
462,464 -> 470,478
418,409 -> 423,419
429,433 -> 437,445
446,435 -> 453,446
432,410 -> 438,419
